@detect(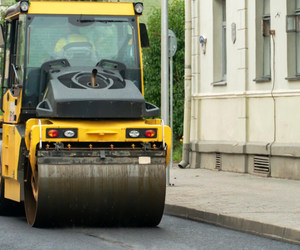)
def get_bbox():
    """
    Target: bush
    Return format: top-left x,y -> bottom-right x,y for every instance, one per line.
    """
143,0 -> 185,138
